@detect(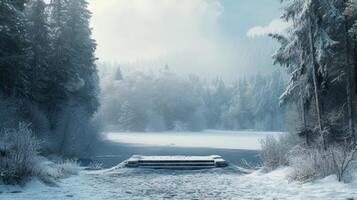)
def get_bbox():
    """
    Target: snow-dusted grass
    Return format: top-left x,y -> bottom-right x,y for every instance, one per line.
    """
32,158 -> 80,186
259,134 -> 295,171
1,166 -> 357,199
0,123 -> 41,184
106,130 -> 283,150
